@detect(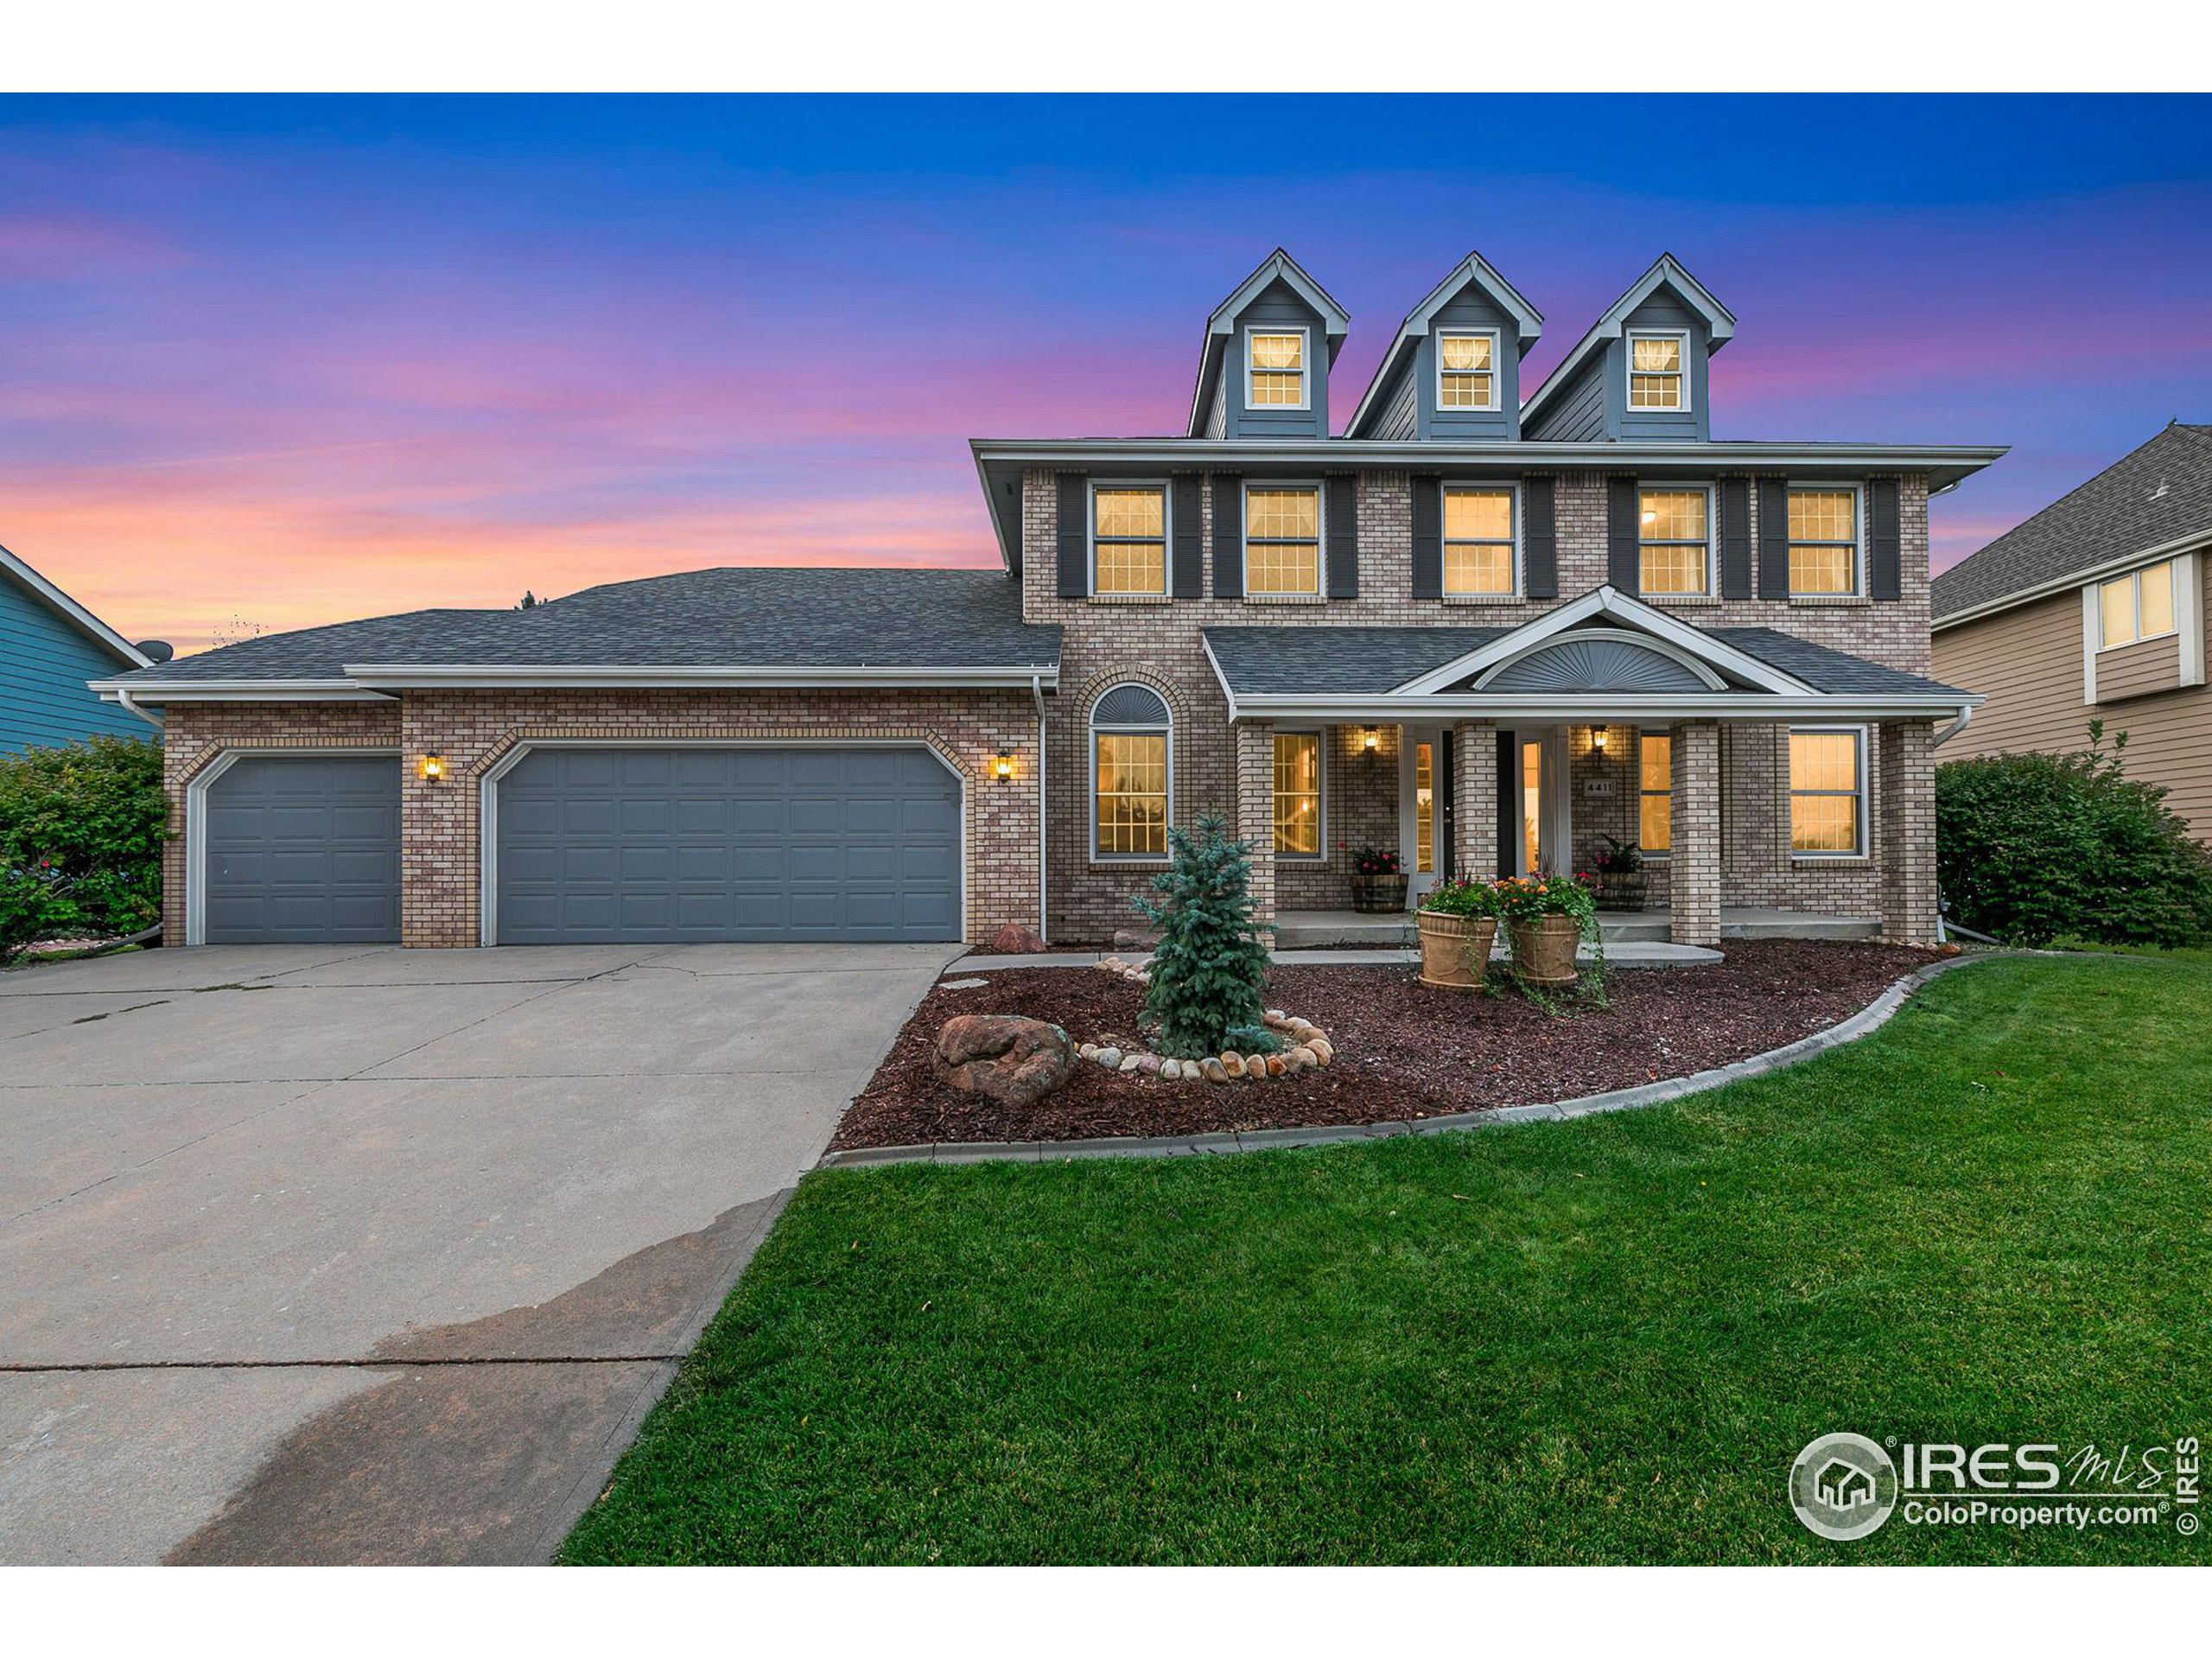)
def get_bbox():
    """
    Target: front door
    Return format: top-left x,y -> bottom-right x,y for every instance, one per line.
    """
1508,728 -> 1573,876
1402,725 -> 1453,902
